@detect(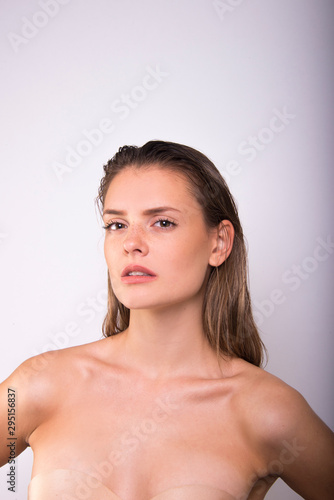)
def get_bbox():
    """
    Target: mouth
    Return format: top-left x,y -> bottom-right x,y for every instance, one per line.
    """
121,265 -> 157,283
127,271 -> 152,276
121,265 -> 156,278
